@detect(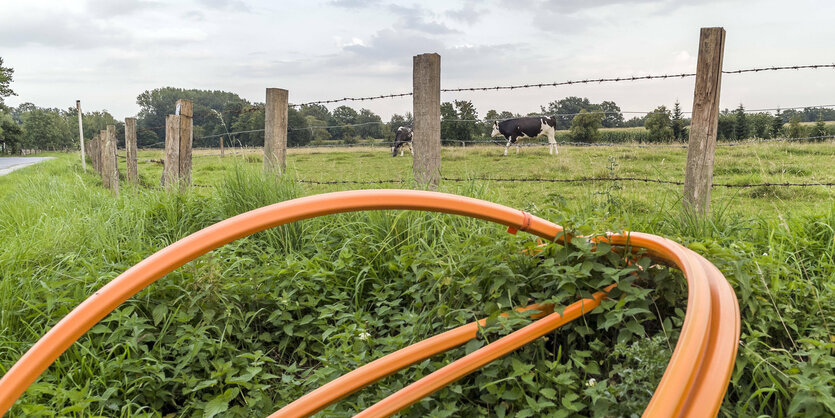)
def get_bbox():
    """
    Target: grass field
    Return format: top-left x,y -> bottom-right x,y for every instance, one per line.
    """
0,141 -> 833,416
